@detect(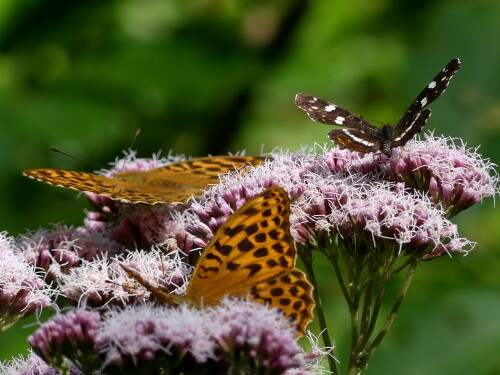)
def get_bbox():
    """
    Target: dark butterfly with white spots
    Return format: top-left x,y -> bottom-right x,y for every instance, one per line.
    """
295,58 -> 461,154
